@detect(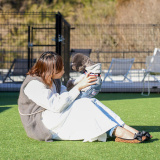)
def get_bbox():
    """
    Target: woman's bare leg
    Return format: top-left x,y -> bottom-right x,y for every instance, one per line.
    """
113,126 -> 135,139
123,124 -> 139,134
123,124 -> 152,139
